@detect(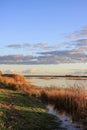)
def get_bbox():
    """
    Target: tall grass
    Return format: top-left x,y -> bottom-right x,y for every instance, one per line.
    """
40,85 -> 87,123
0,74 -> 28,90
0,74 -> 40,96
